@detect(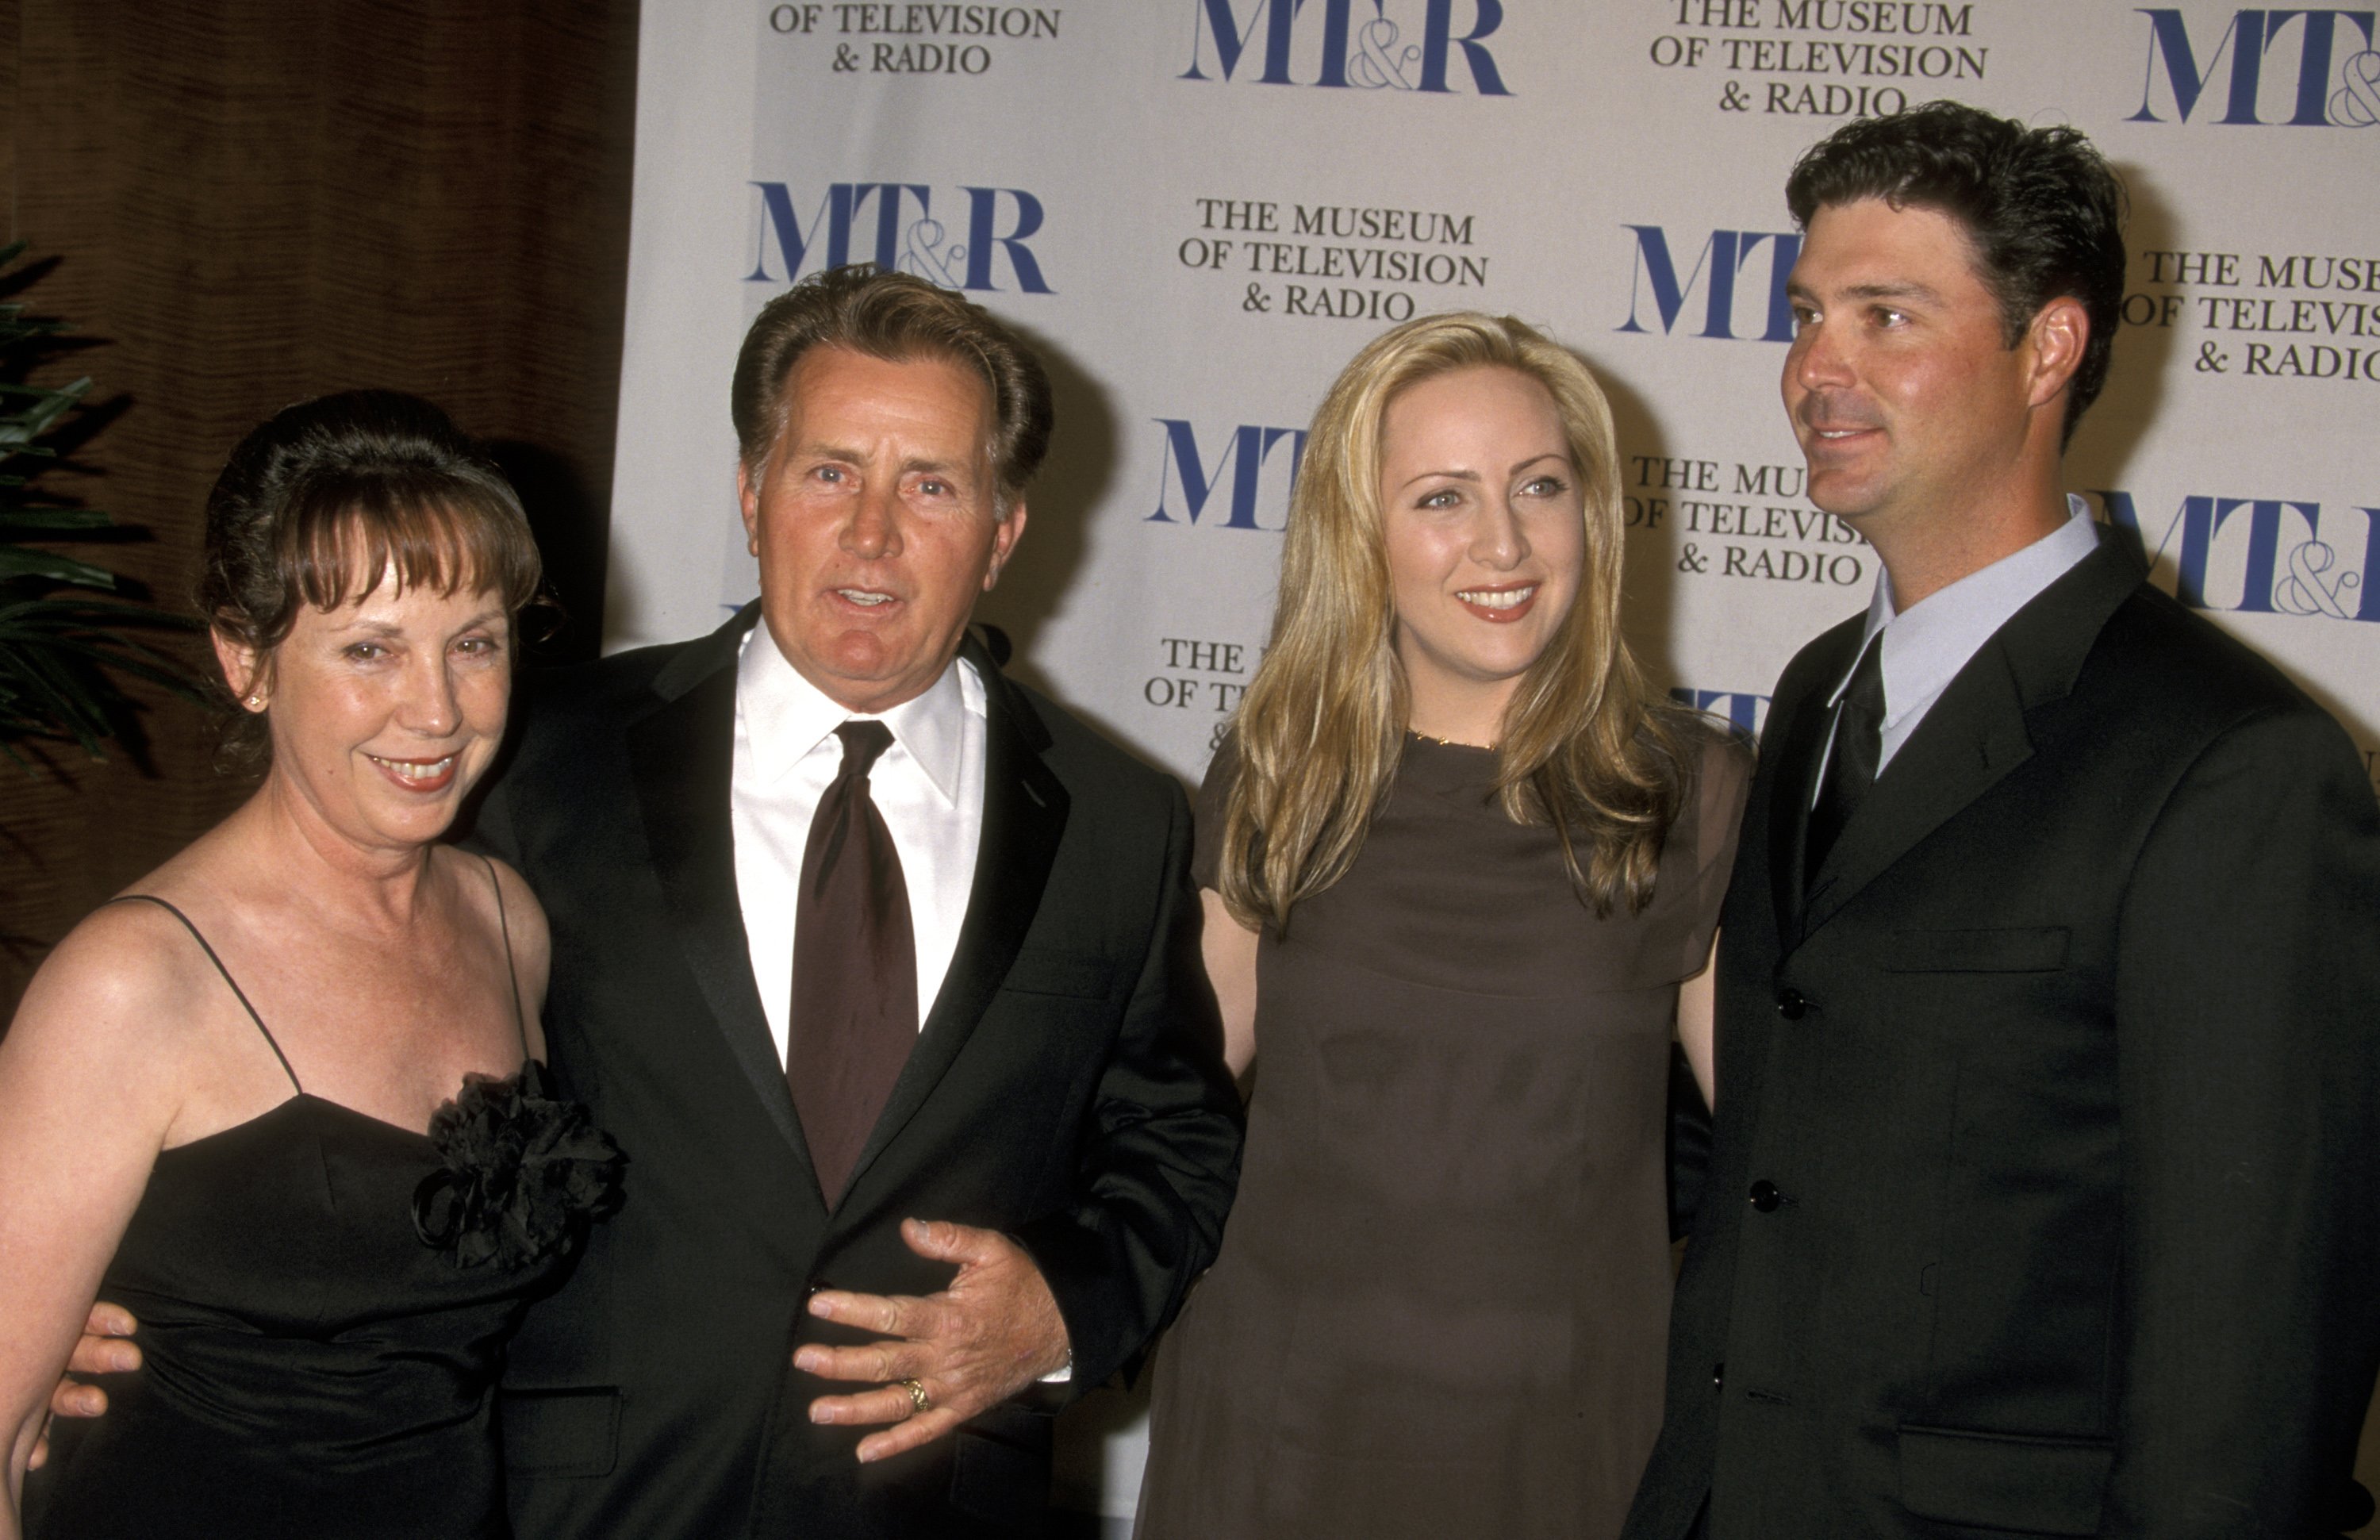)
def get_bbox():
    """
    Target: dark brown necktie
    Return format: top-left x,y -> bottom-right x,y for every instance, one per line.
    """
788,720 -> 918,1208
1804,634 -> 1884,888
